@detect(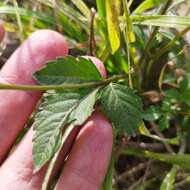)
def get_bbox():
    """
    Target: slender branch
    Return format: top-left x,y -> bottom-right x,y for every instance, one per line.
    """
141,0 -> 173,76
177,123 -> 187,155
127,141 -> 165,151
143,0 -> 172,56
149,122 -> 174,154
151,26 -> 190,59
139,123 -> 179,145
122,0 -> 134,88
113,162 -> 147,186
12,0 -> 24,42
177,111 -> 190,116
89,8 -> 96,56
142,160 -> 153,183
128,0 -> 135,9
0,75 -> 125,91
102,151 -> 114,190
174,176 -> 190,189
127,176 -> 145,190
